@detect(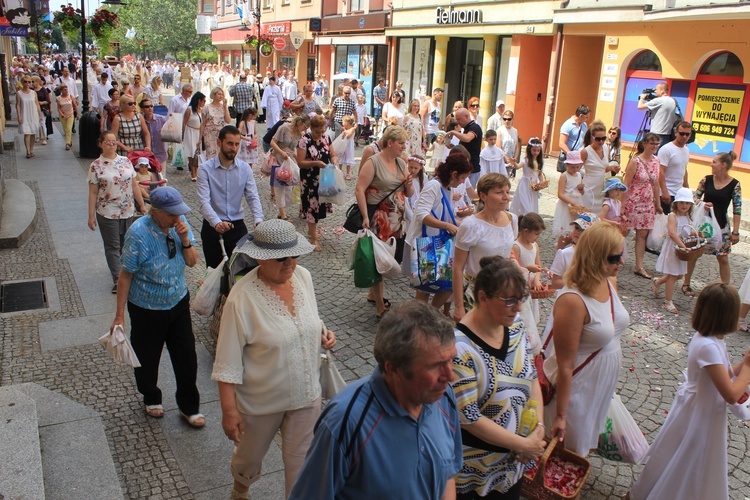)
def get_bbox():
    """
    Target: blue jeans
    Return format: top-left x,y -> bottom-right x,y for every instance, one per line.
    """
469,171 -> 481,189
